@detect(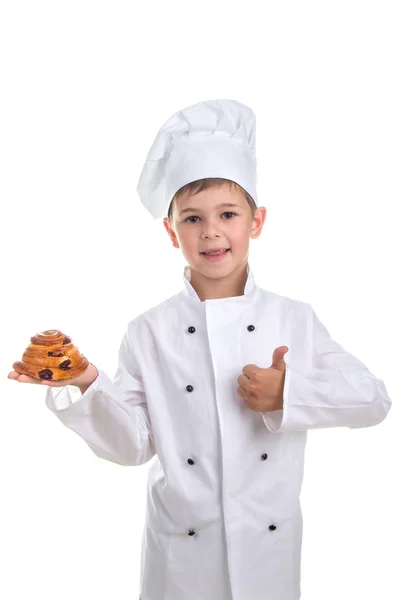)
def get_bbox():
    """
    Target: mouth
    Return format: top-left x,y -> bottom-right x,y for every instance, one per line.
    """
200,248 -> 231,261
200,248 -> 230,256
